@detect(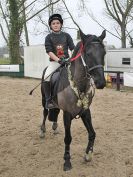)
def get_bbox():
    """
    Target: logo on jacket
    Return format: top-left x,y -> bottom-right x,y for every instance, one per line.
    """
56,44 -> 65,58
